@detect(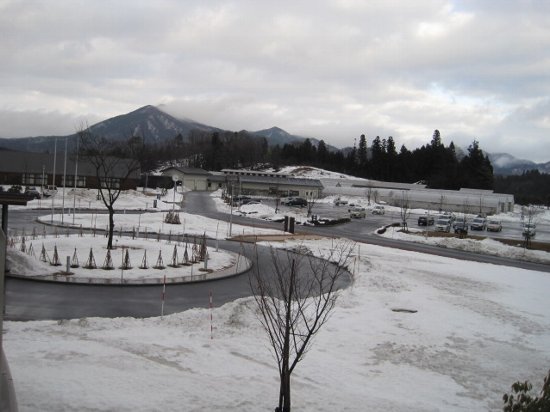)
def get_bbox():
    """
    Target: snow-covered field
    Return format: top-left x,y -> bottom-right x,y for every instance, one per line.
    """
9,186 -> 180,211
4,172 -> 550,411
5,237 -> 550,411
